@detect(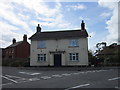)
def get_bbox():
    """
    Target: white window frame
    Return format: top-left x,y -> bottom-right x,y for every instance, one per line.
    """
38,54 -> 46,62
37,41 -> 46,49
69,39 -> 78,47
69,53 -> 79,61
